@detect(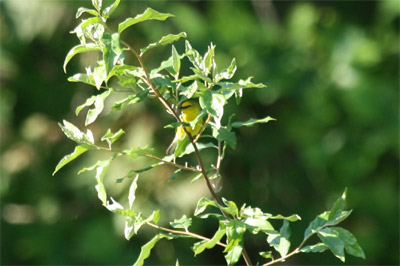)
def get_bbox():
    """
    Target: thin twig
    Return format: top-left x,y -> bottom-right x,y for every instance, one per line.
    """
193,113 -> 212,143
146,222 -> 227,248
144,154 -> 201,173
